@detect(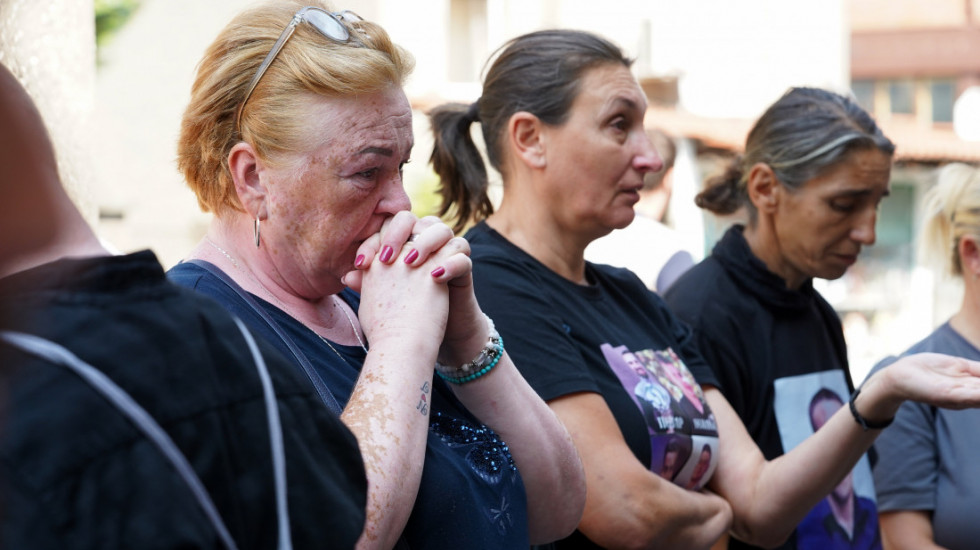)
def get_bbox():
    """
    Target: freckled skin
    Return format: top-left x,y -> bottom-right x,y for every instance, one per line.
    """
259,84 -> 413,300
344,369 -> 405,543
